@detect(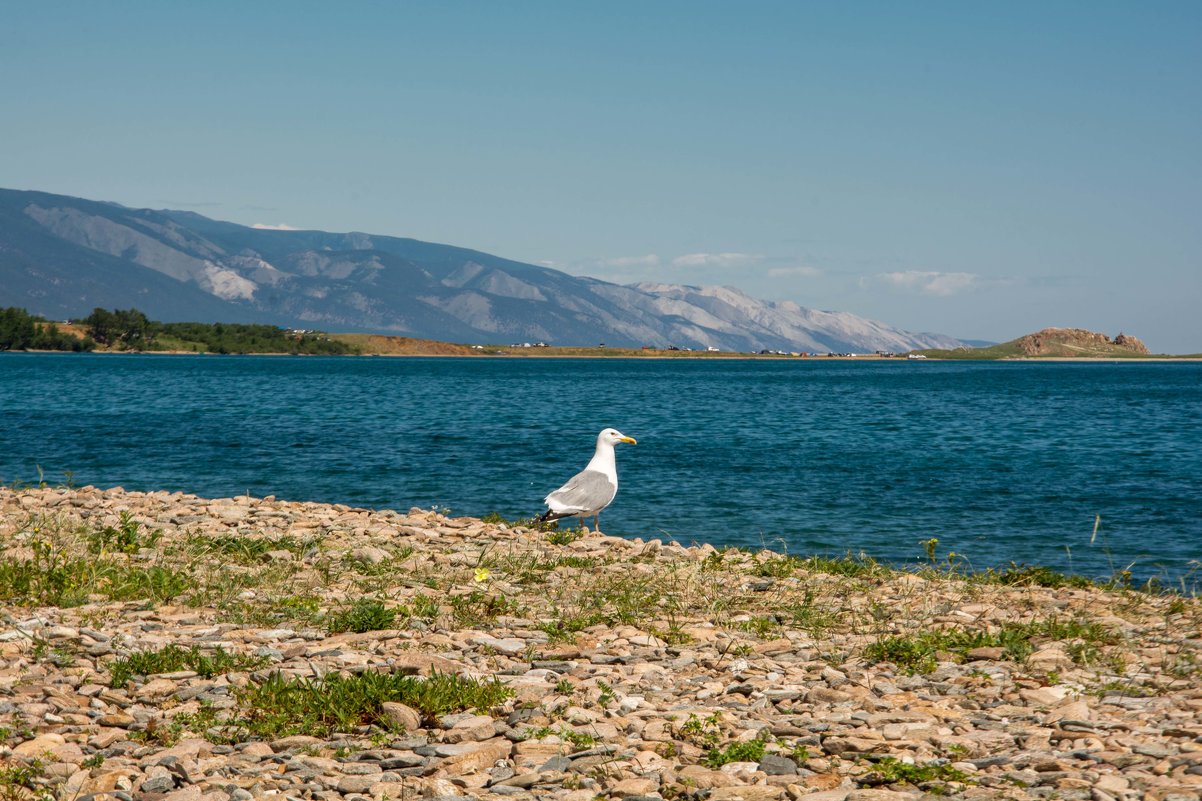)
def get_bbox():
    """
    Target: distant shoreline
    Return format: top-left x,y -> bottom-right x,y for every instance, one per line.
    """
6,348 -> 1201,362
10,318 -> 1197,359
